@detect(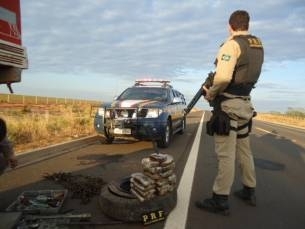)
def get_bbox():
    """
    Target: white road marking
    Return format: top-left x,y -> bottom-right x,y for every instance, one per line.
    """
164,113 -> 205,229
255,127 -> 299,145
255,127 -> 278,136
